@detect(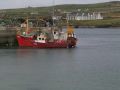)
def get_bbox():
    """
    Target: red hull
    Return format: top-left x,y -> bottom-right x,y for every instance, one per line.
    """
16,35 -> 68,48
